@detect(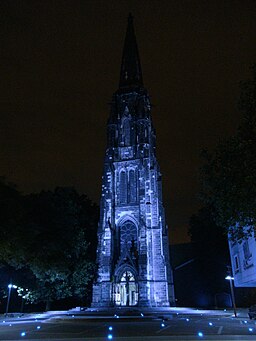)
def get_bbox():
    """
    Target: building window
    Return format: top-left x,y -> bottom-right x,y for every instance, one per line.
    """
123,119 -> 130,146
128,169 -> 136,203
119,170 -> 127,204
120,221 -> 137,253
234,254 -> 240,274
243,240 -> 253,269
121,271 -> 135,282
114,270 -> 138,306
